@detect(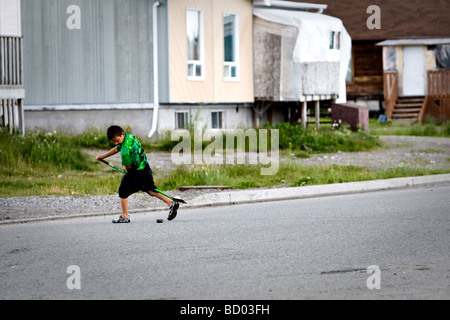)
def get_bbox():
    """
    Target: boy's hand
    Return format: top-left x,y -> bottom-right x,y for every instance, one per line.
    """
96,148 -> 119,162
